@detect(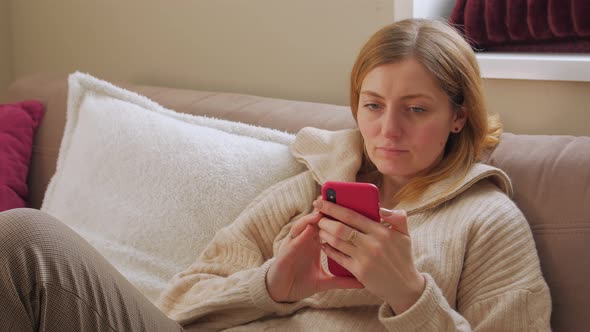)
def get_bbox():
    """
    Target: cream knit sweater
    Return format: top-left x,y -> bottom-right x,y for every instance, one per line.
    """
157,128 -> 551,331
